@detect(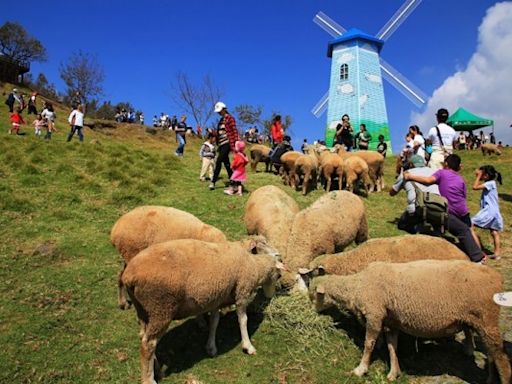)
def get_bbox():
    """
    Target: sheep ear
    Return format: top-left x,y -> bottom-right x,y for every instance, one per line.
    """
316,285 -> 325,295
298,267 -> 313,276
318,266 -> 326,276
